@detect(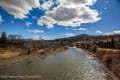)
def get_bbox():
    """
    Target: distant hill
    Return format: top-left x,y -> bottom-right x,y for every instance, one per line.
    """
49,34 -> 120,43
